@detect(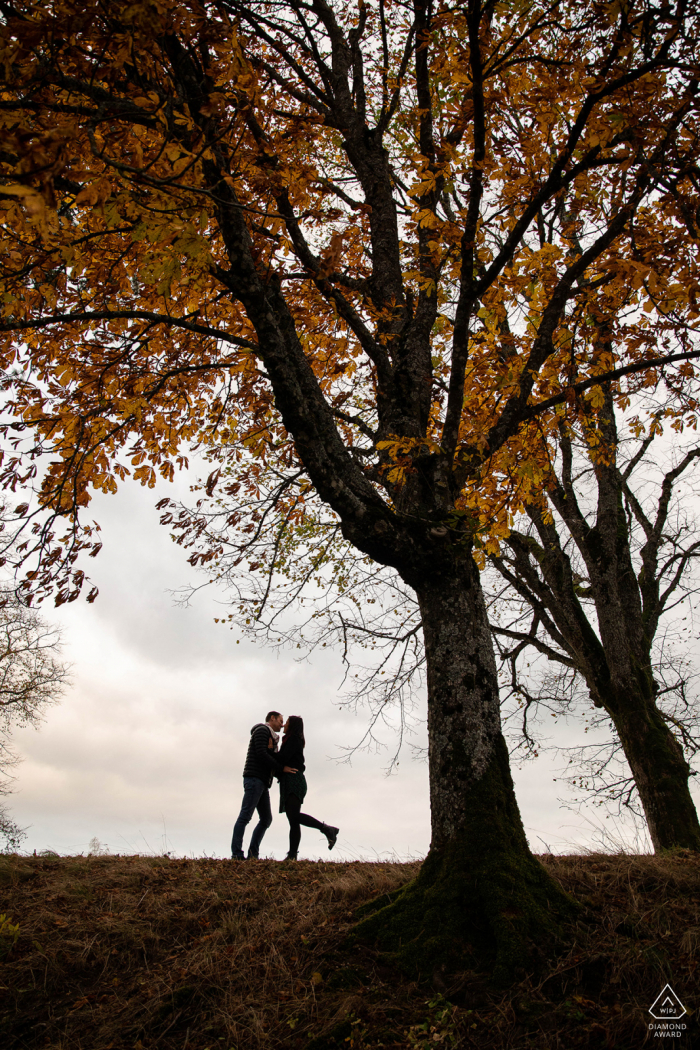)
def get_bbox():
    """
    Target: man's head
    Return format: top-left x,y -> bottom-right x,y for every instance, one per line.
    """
266,711 -> 283,732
